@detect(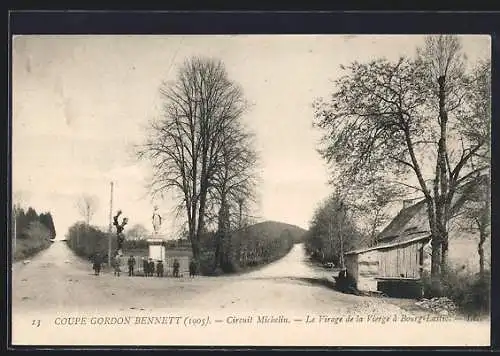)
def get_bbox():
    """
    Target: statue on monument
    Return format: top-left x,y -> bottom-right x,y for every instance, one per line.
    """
152,206 -> 162,236
113,210 -> 128,255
